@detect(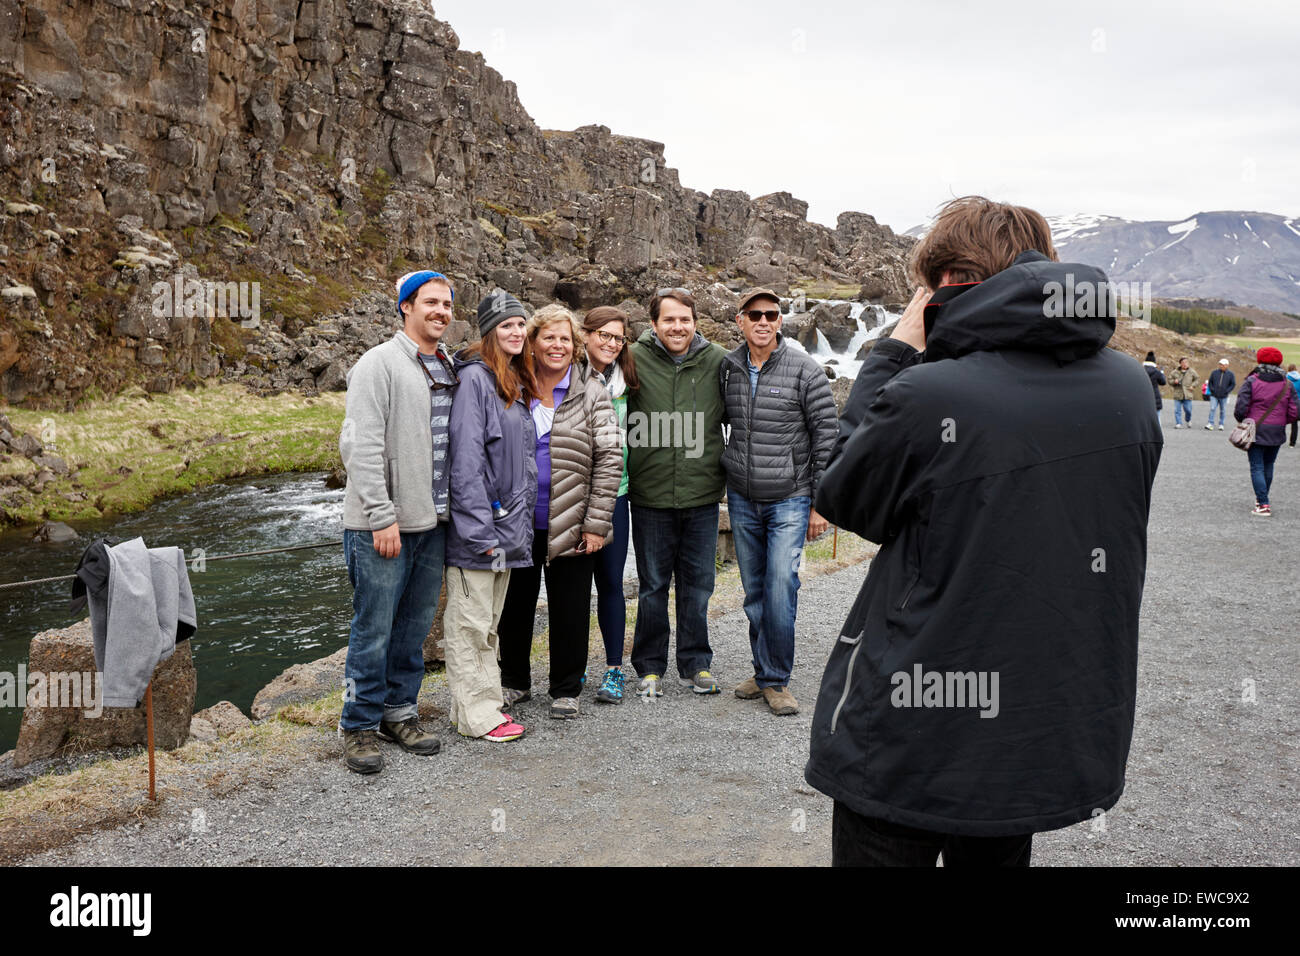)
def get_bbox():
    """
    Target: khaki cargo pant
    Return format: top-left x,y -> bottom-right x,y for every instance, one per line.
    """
443,565 -> 511,738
